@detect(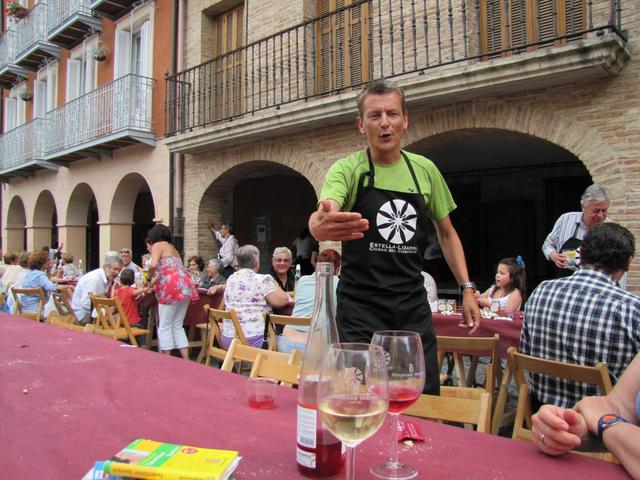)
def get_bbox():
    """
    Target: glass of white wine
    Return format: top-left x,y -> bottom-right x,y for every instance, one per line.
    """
318,343 -> 389,480
370,331 -> 425,480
